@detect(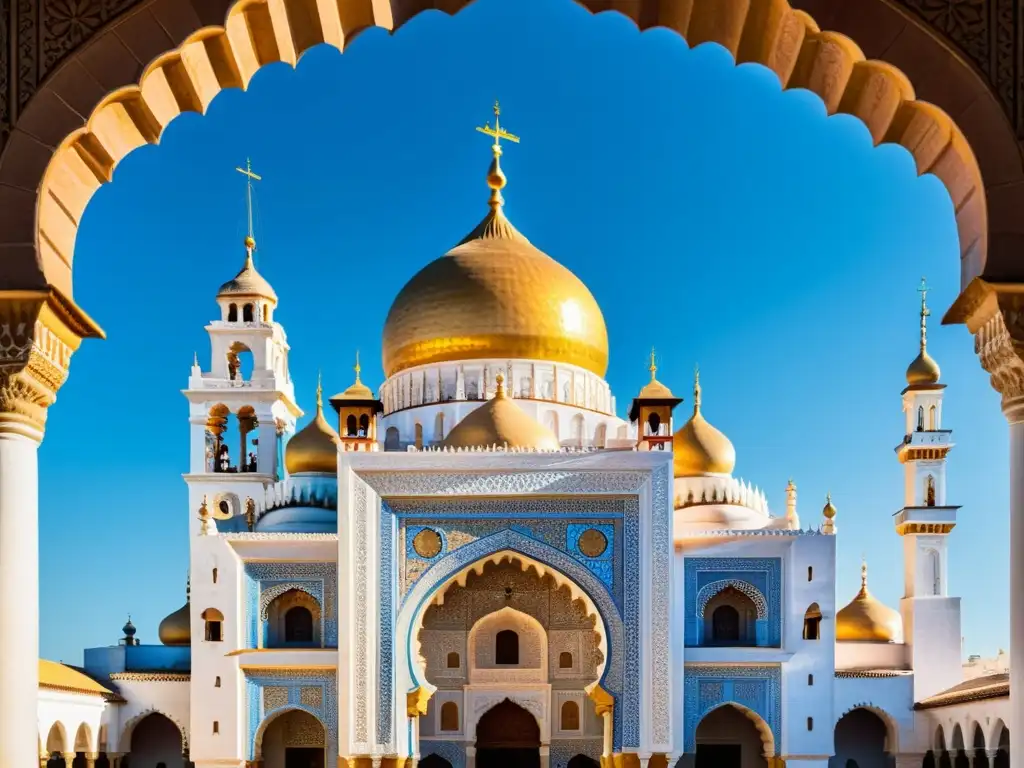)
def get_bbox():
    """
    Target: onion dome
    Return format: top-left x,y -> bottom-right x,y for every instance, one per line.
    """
331,352 -> 375,401
381,103 -> 608,378
121,616 -> 136,641
442,373 -> 560,451
836,561 -> 902,642
638,348 -> 676,399
673,368 -> 736,477
285,377 -> 340,474
158,578 -> 191,647
906,277 -> 940,386
217,247 -> 277,304
822,493 -> 837,520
